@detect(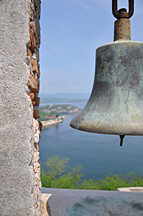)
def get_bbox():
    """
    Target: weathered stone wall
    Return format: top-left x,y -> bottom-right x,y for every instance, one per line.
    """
0,0 -> 41,215
27,0 -> 41,214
